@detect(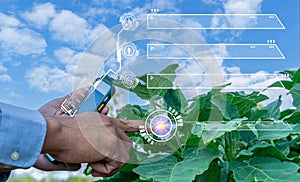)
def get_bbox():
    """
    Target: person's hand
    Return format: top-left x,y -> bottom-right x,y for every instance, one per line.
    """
87,116 -> 143,177
35,93 -> 81,171
38,91 -> 144,176
35,91 -> 109,172
34,154 -> 80,171
42,113 -> 143,176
